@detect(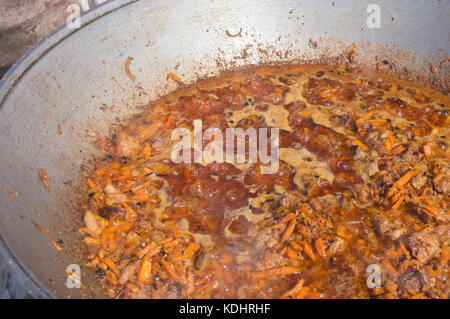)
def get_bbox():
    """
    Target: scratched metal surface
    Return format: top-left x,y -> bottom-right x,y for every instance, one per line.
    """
0,0 -> 448,298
